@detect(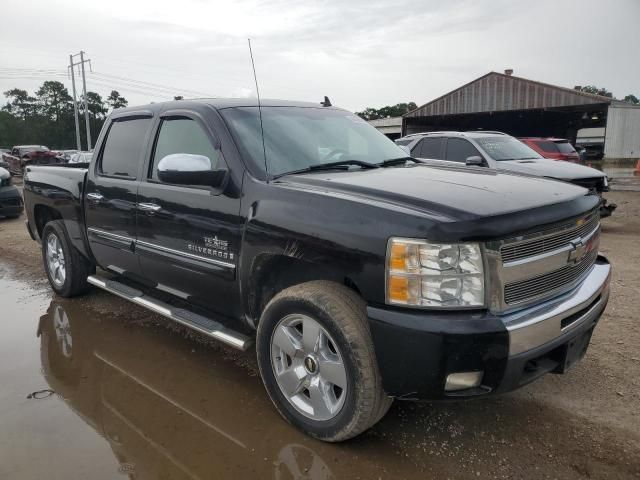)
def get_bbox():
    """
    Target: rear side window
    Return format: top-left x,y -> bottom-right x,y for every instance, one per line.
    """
100,118 -> 151,178
150,117 -> 222,182
416,138 -> 444,159
445,138 -> 481,162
